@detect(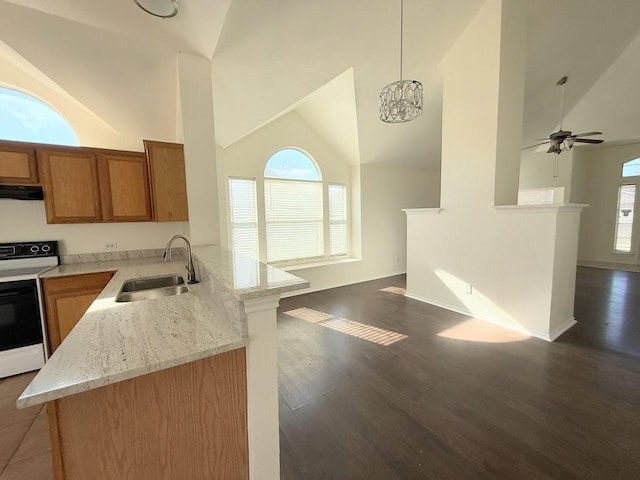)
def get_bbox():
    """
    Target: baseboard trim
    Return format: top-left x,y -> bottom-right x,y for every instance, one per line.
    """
547,317 -> 577,341
281,271 -> 406,298
404,292 -> 576,342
